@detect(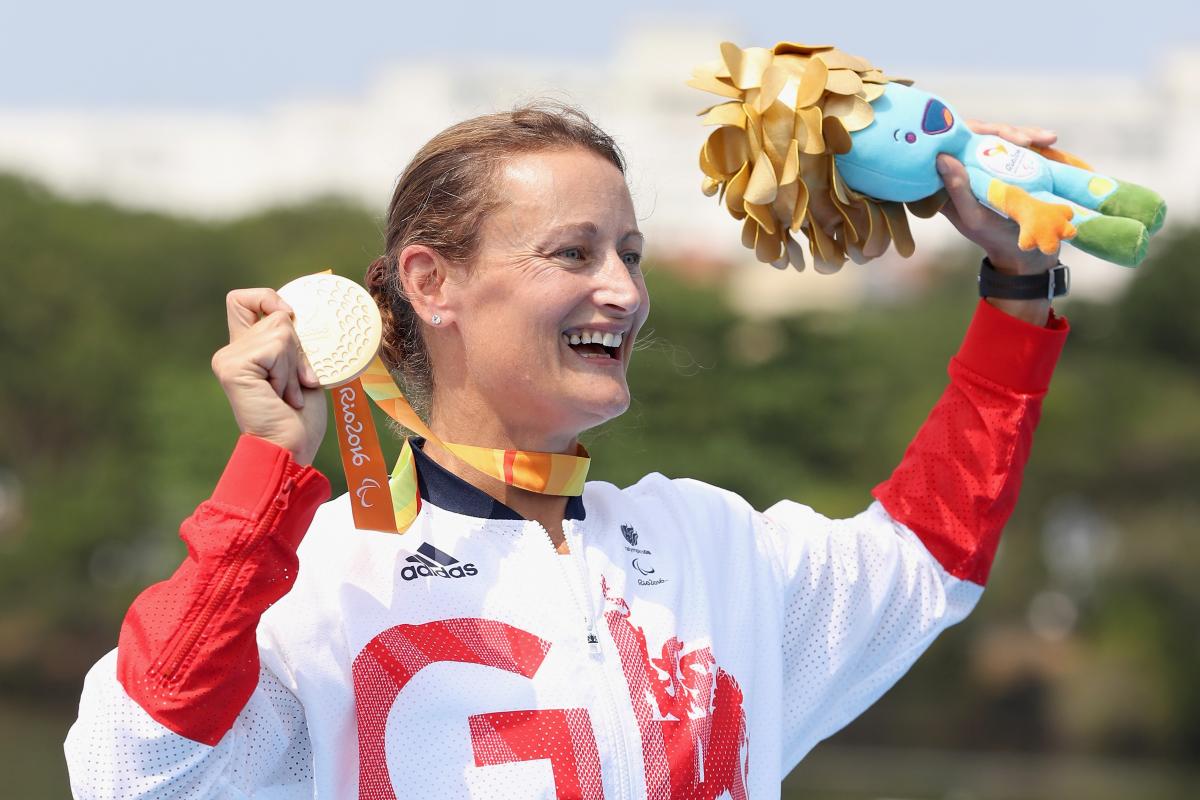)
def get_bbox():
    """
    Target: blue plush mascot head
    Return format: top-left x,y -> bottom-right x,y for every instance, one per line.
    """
835,83 -> 971,202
